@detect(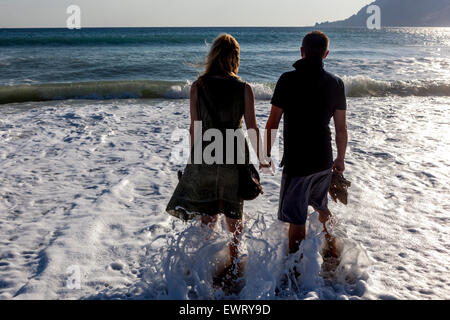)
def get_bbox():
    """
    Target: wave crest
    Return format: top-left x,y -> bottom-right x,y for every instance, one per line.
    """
342,76 -> 450,97
1,77 -> 449,104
